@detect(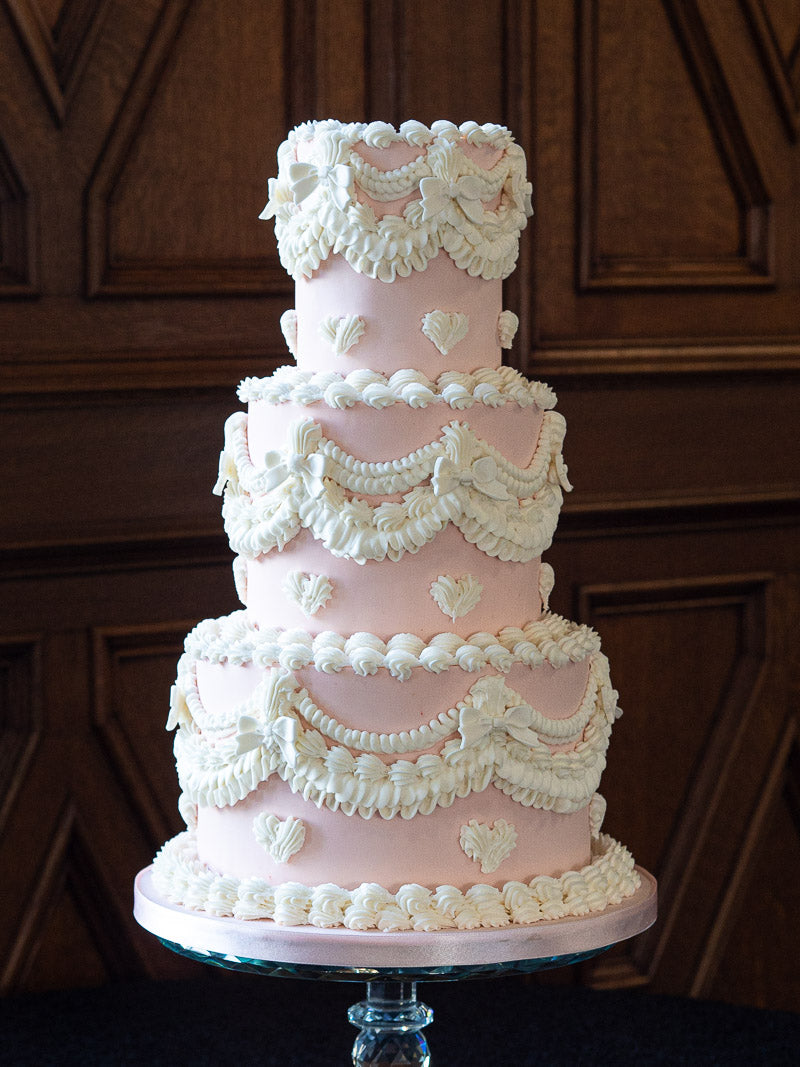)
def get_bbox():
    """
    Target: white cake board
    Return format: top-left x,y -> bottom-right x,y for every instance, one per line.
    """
134,865 -> 656,971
